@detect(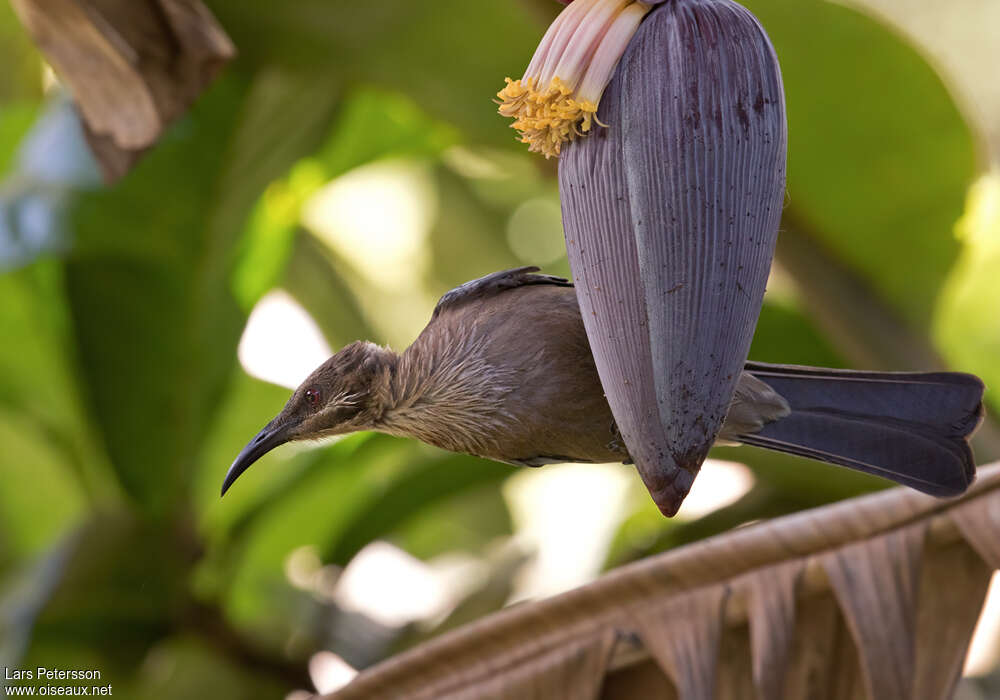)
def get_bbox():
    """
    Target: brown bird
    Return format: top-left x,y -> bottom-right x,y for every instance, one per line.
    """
222,267 -> 985,503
